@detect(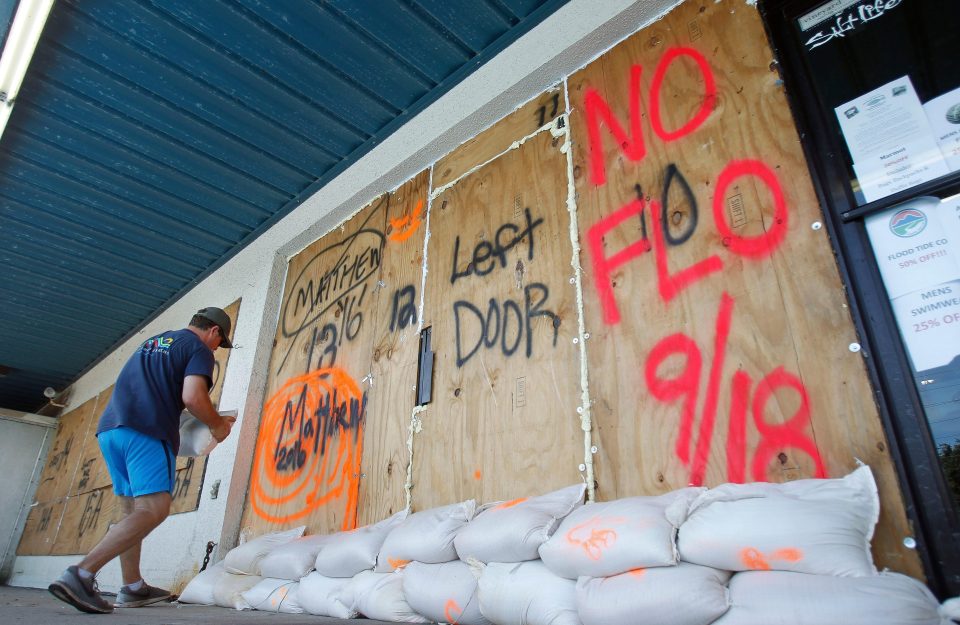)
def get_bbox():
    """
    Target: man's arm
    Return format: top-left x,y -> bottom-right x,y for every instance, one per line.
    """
182,375 -> 233,442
